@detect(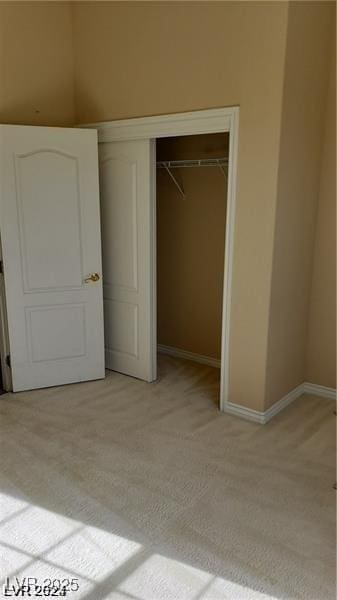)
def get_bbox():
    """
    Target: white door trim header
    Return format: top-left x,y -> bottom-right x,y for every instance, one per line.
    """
81,107 -> 234,143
